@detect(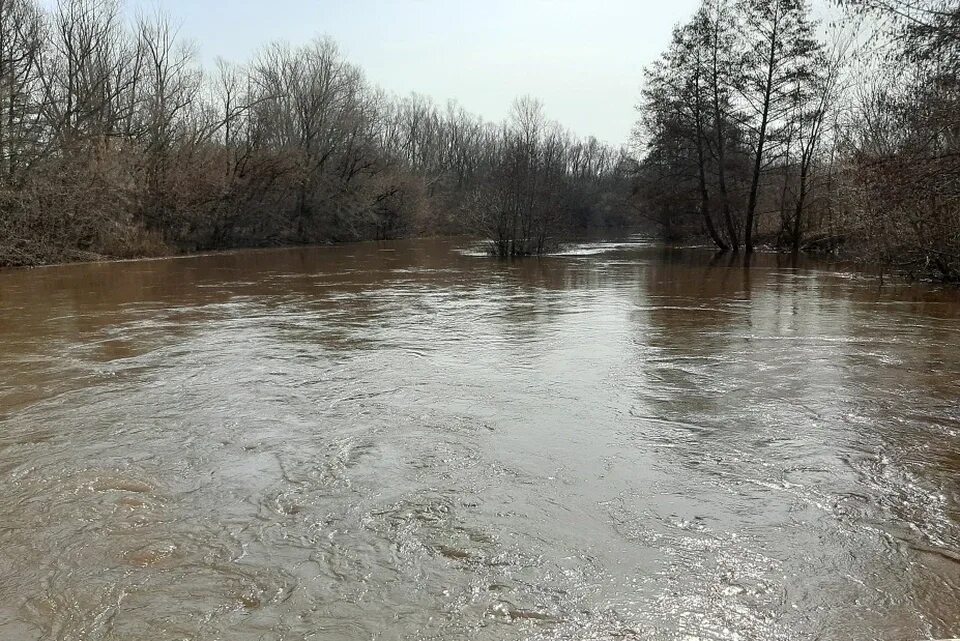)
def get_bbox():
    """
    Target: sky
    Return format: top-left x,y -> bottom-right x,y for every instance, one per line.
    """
112,0 -> 702,146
